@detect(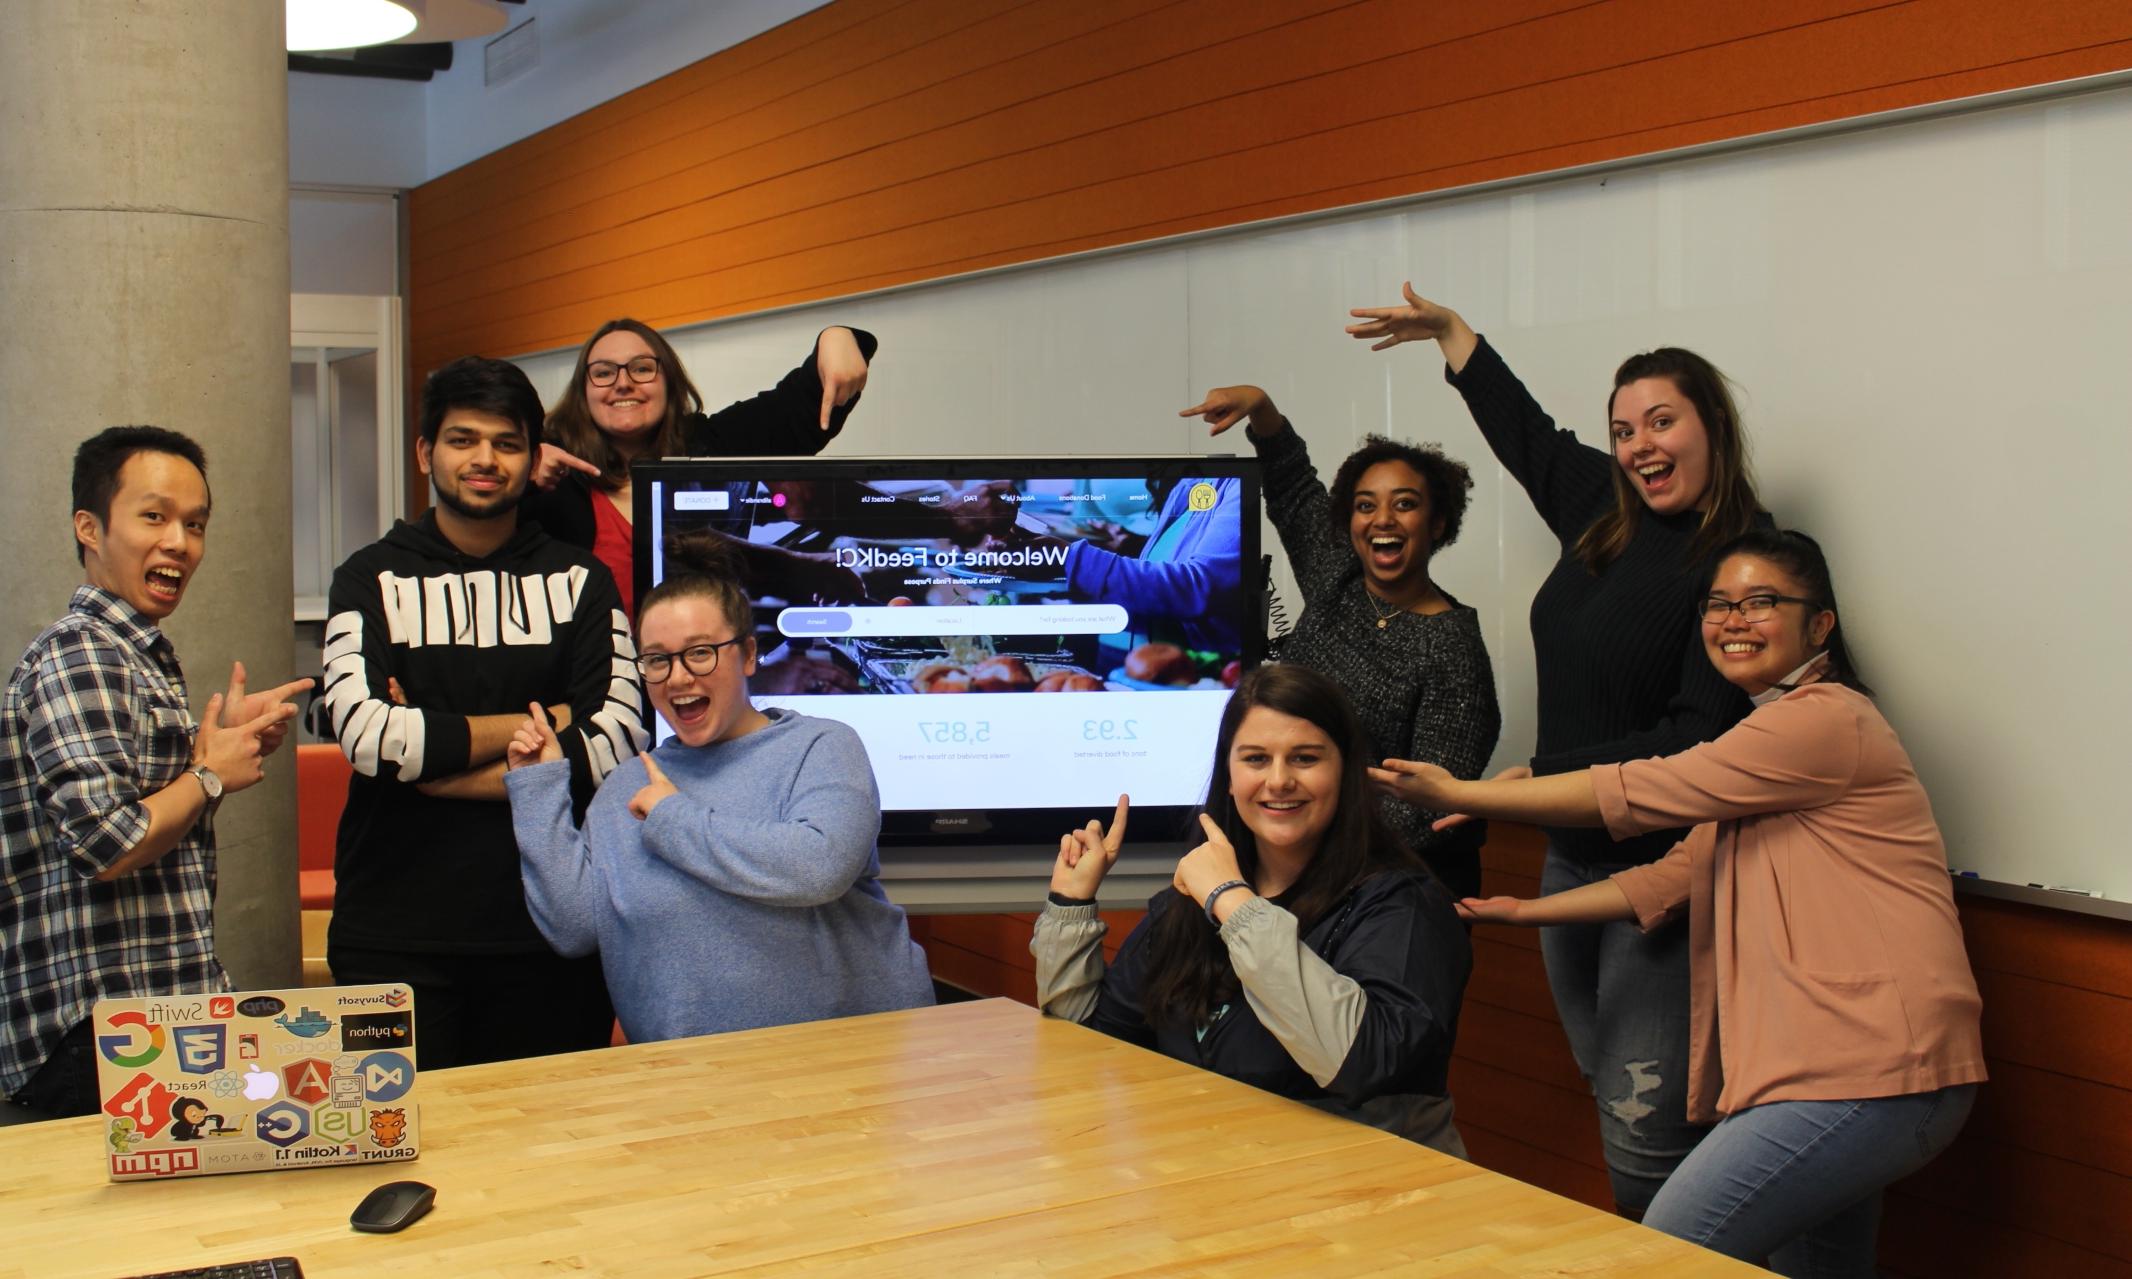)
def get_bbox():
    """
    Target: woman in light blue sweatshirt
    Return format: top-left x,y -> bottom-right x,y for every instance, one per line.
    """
503,572 -> 932,1041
